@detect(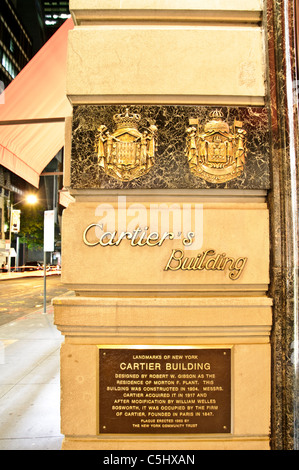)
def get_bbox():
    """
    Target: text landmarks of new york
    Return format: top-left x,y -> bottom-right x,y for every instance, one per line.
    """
83,225 -> 248,280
